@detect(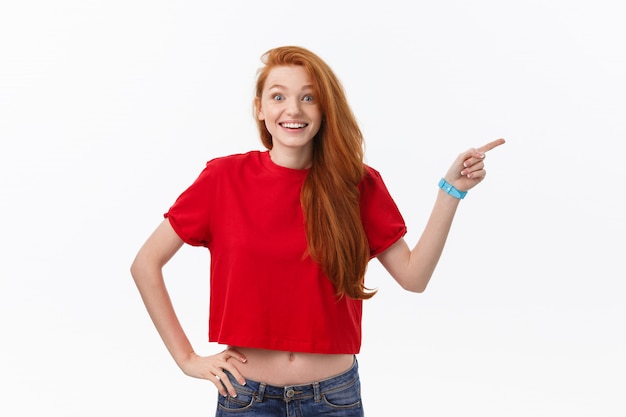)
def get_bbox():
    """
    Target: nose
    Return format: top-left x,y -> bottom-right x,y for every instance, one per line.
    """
285,98 -> 302,115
